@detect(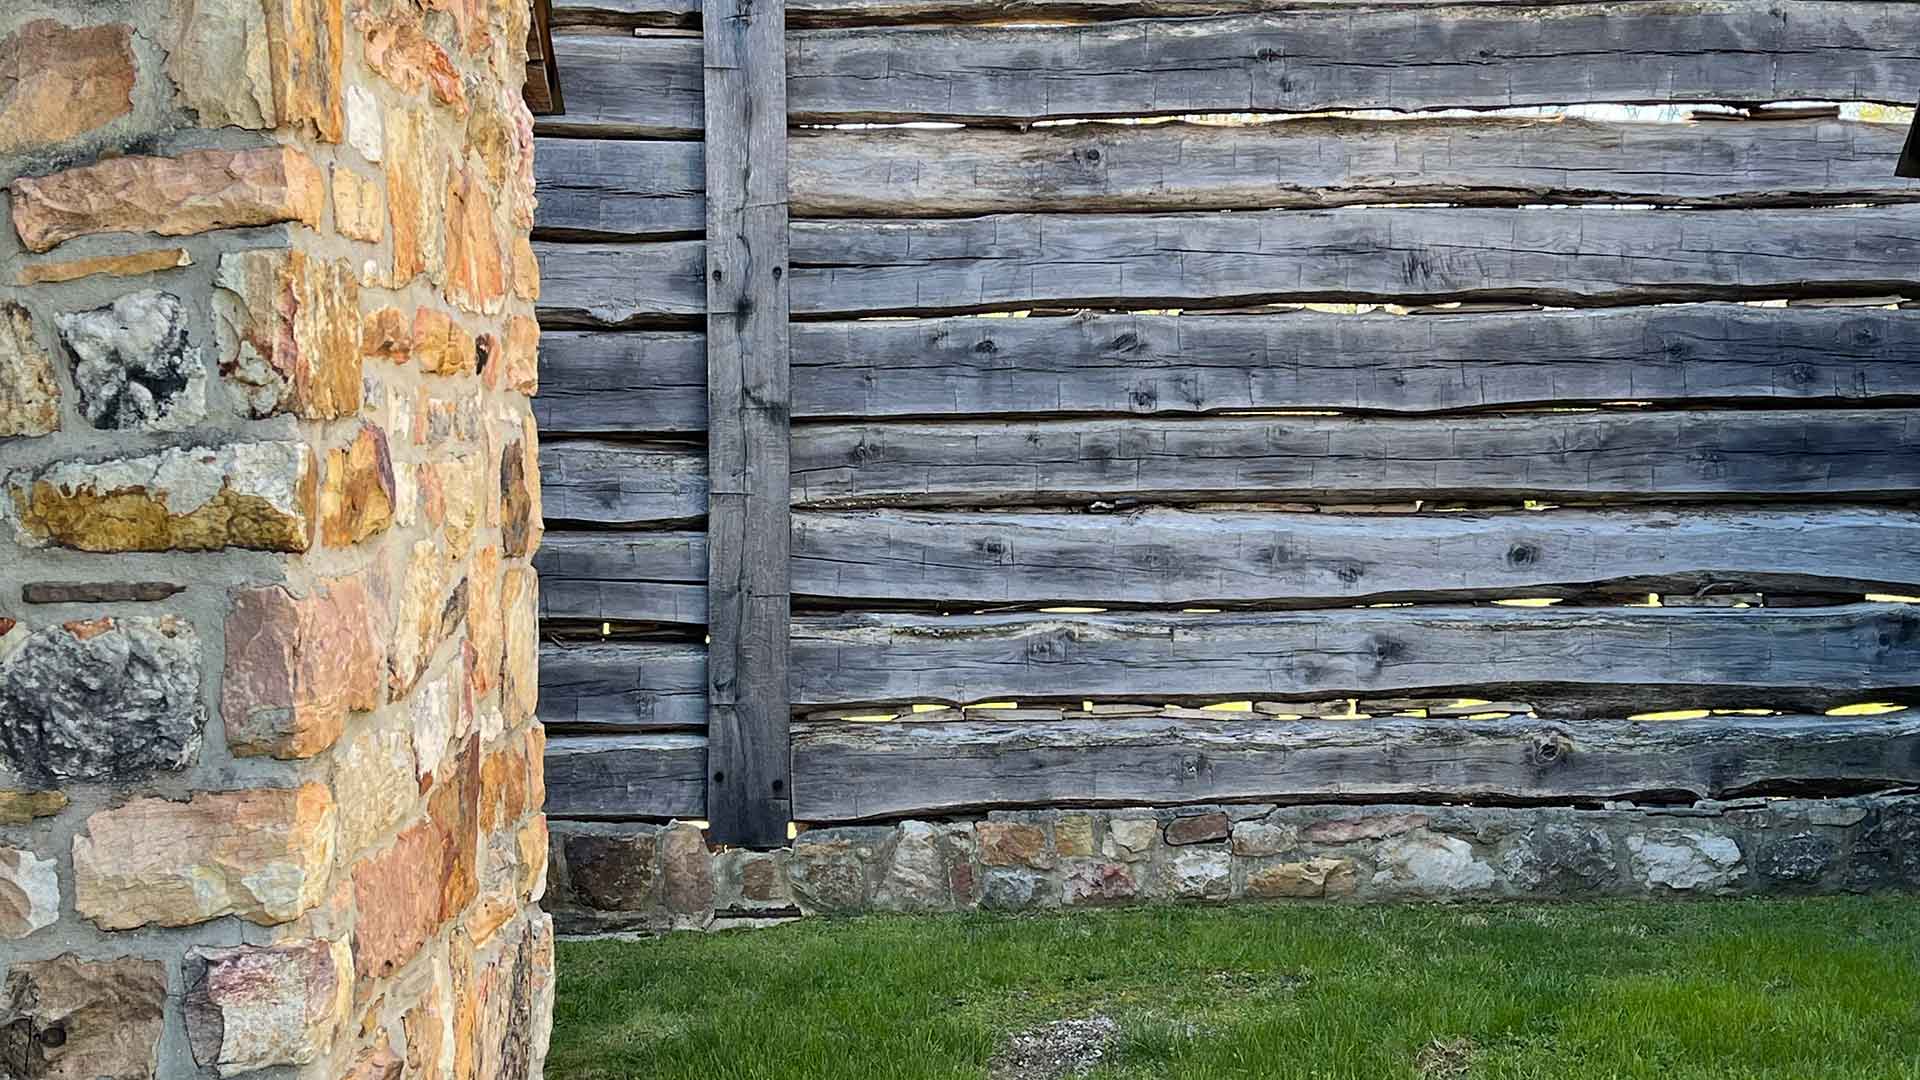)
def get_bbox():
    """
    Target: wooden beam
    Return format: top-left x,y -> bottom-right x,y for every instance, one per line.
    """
533,34 -> 702,138
703,0 -> 793,846
537,641 -> 707,732
522,0 -> 566,114
791,713 -> 1920,821
545,734 -> 709,819
534,330 -> 706,435
788,604 -> 1920,716
537,439 -> 706,526
535,530 -> 707,626
532,138 -> 704,240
